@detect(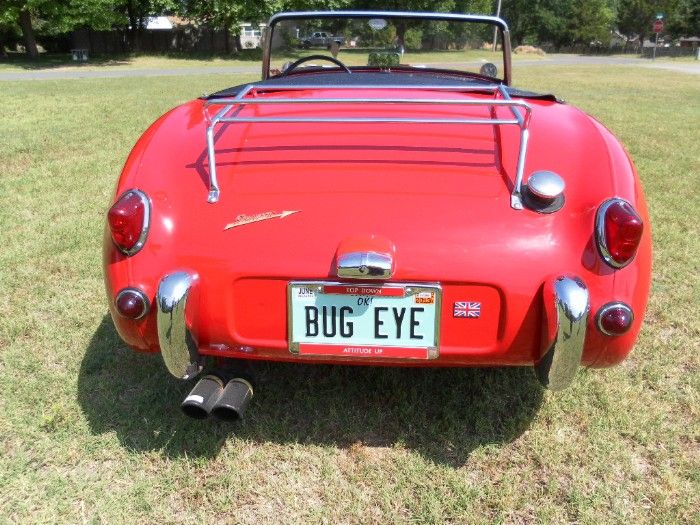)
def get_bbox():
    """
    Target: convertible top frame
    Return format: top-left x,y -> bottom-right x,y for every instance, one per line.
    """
203,83 -> 531,208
